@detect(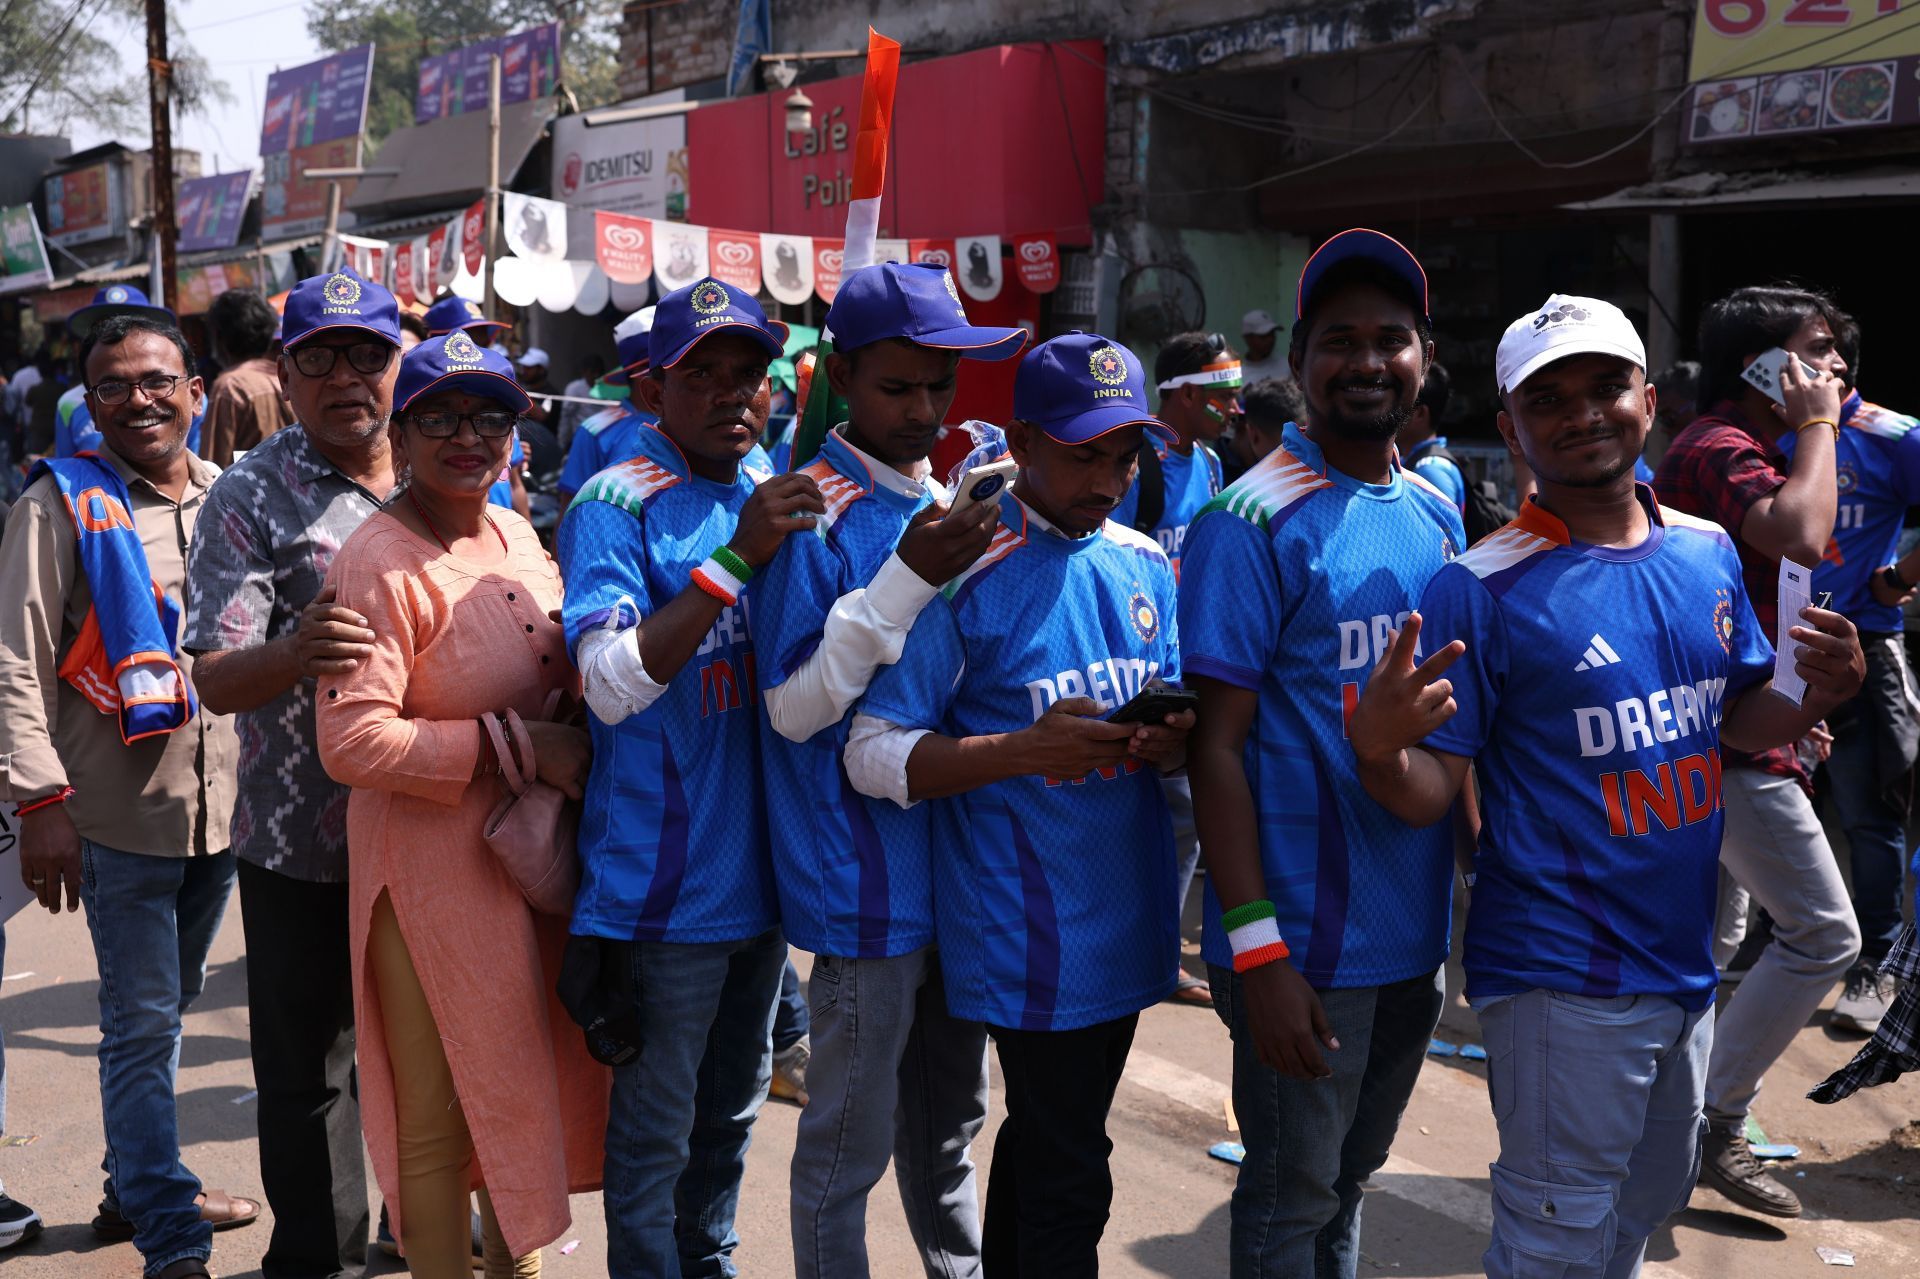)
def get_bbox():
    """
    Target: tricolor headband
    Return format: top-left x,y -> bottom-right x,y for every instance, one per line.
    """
1158,358 -> 1244,392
